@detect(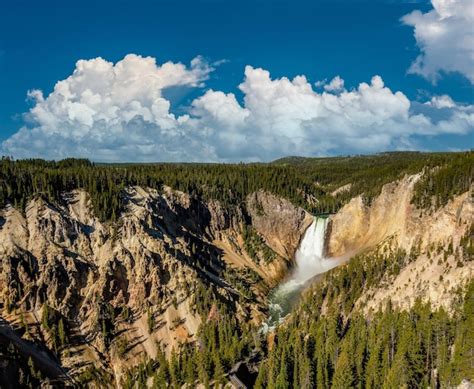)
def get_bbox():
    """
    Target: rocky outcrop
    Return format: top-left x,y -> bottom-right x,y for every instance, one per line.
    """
327,174 -> 420,258
0,186 -> 311,383
326,174 -> 474,312
327,174 -> 472,258
246,191 -> 313,259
